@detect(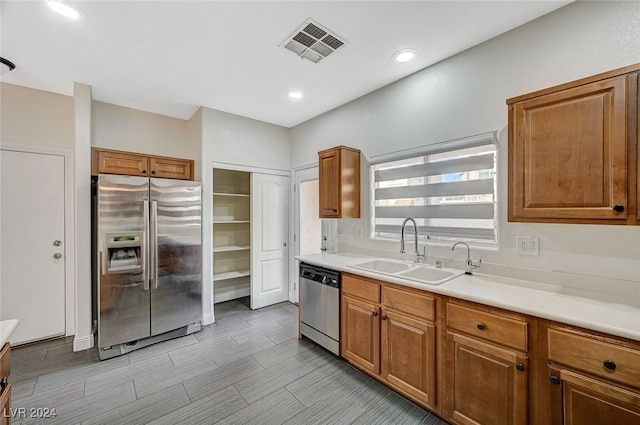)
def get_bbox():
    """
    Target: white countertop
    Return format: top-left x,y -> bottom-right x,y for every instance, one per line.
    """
0,319 -> 19,347
297,252 -> 640,342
